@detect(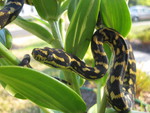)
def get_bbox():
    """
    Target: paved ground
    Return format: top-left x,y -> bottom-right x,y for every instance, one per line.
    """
134,51 -> 150,74
133,20 -> 150,26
